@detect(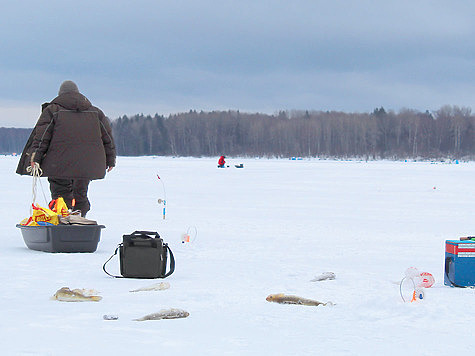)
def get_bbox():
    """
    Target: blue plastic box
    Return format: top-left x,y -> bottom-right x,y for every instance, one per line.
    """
445,240 -> 475,287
